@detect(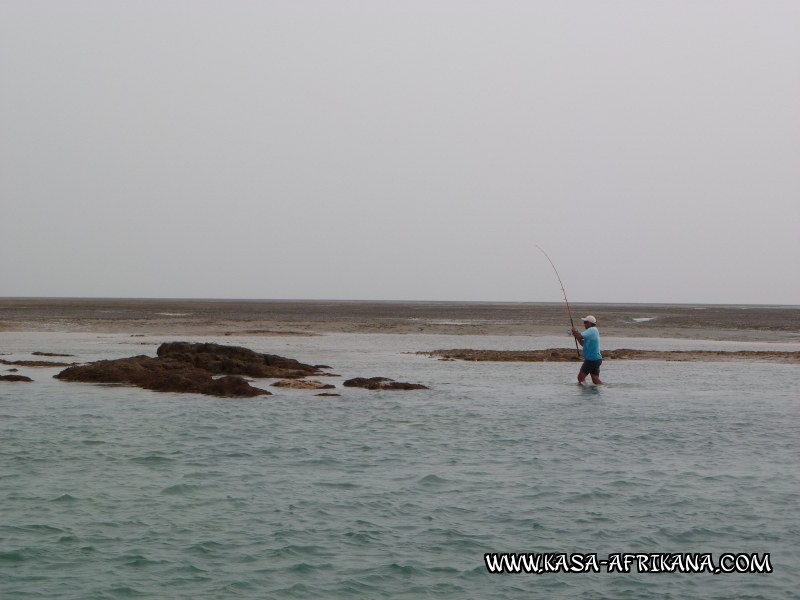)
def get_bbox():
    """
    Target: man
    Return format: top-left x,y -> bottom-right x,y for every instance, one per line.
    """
571,315 -> 603,385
